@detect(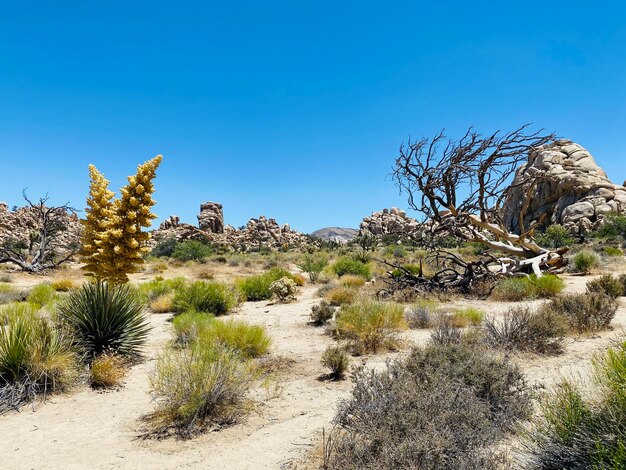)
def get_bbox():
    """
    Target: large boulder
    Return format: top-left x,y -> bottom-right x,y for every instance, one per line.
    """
503,140 -> 626,235
359,207 -> 419,238
197,202 -> 224,233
